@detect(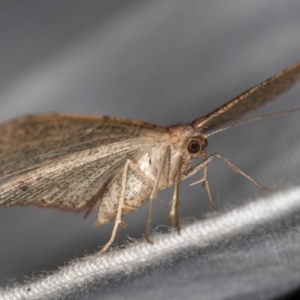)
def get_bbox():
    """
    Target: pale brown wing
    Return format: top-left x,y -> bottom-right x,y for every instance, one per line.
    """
191,61 -> 300,132
0,140 -> 145,211
0,113 -> 168,211
0,113 -> 167,178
